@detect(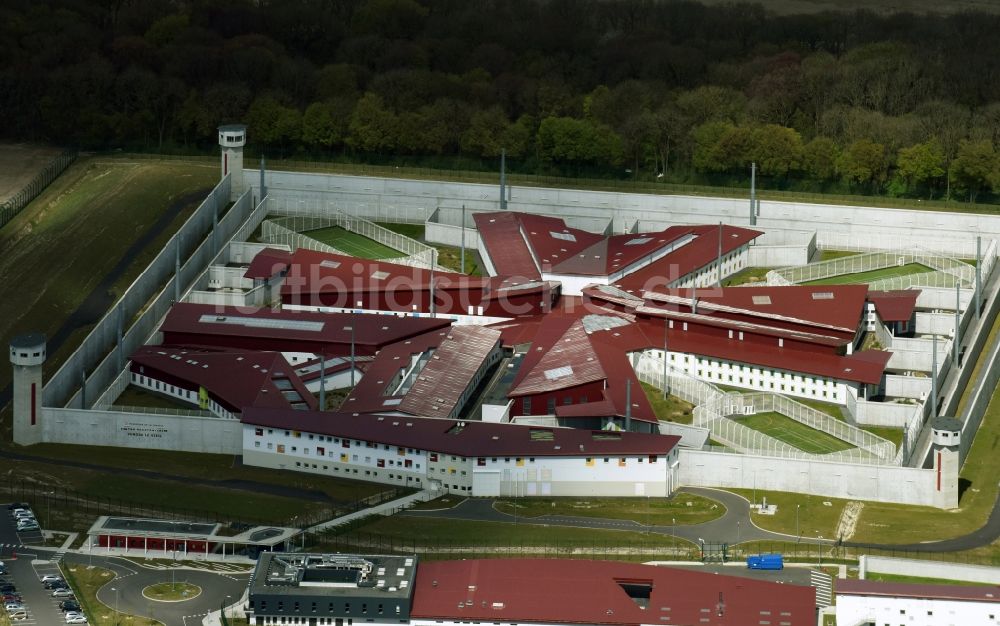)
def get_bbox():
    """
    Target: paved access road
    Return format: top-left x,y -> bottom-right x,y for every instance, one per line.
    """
402,487 -> 800,545
61,552 -> 250,626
